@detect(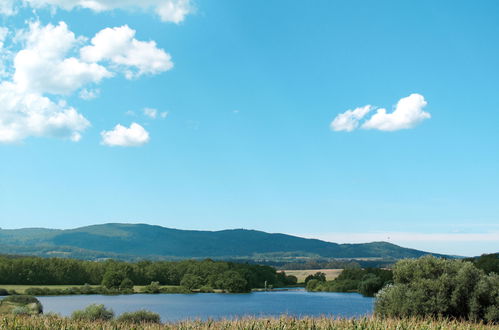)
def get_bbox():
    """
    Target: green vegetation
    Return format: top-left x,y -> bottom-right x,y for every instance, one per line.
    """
0,223 -> 448,260
465,253 -> 499,274
0,255 -> 295,293
375,256 -> 499,323
117,310 -> 161,324
0,314 -> 496,329
0,295 -> 42,315
71,304 -> 114,321
306,268 -> 393,297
